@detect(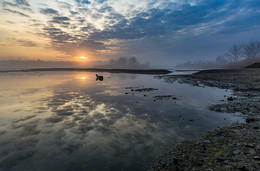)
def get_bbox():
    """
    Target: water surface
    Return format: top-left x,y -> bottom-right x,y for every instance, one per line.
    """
0,72 -> 243,170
